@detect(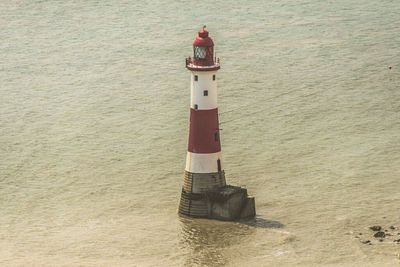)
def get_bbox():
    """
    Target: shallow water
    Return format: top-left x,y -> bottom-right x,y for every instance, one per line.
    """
1,0 -> 400,266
